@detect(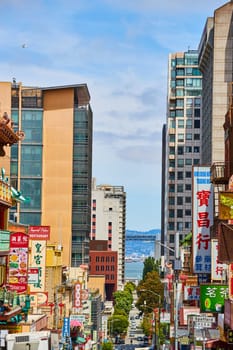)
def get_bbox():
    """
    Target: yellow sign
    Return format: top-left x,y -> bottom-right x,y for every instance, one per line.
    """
219,192 -> 233,219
